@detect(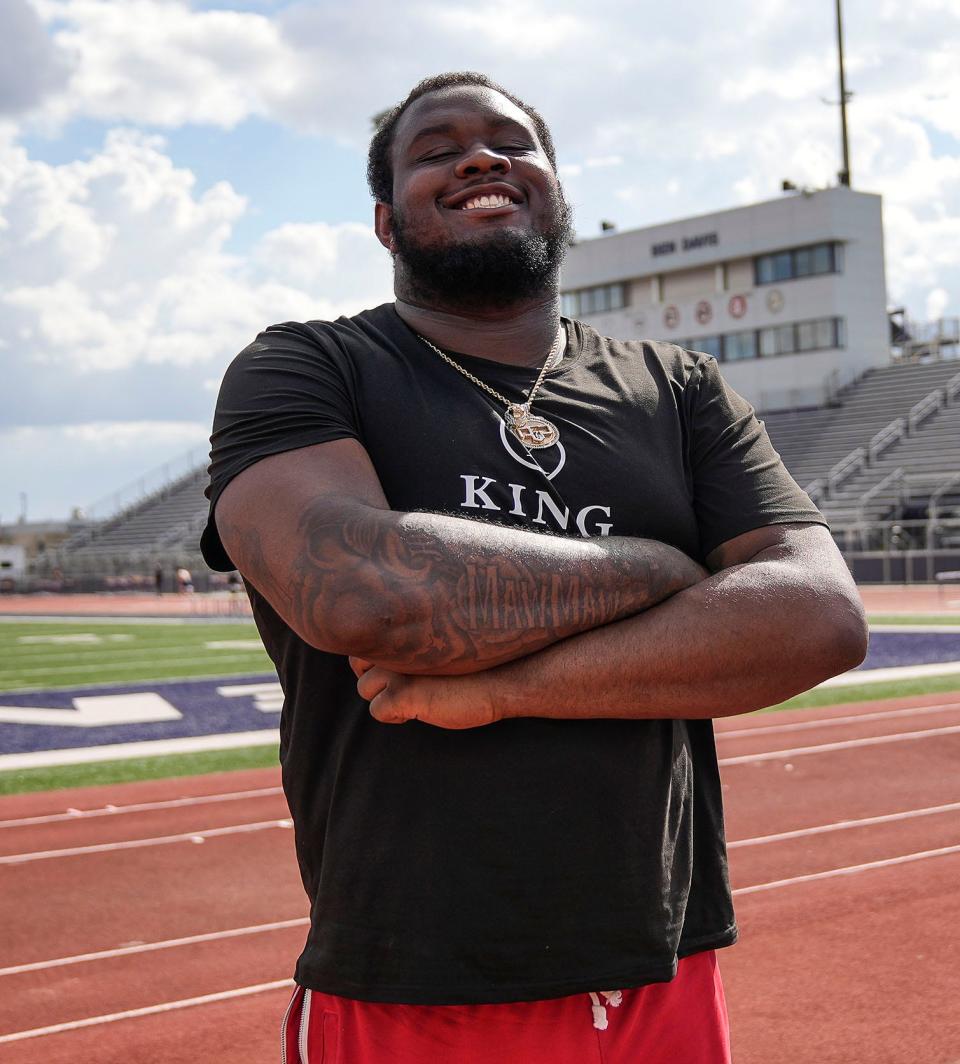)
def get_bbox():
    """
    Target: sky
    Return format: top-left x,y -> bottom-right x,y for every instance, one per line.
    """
1,0 -> 958,523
